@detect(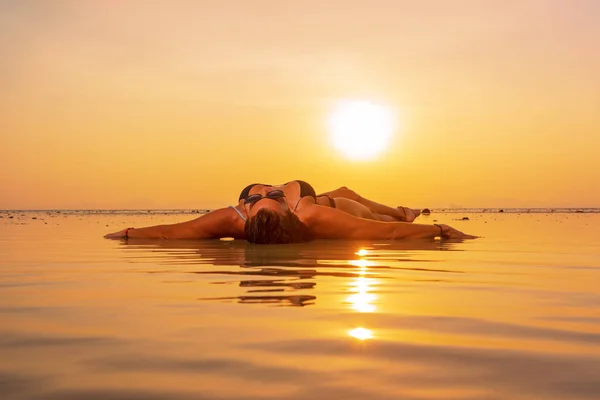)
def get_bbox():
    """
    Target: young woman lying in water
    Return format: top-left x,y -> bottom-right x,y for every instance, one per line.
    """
104,180 -> 476,243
